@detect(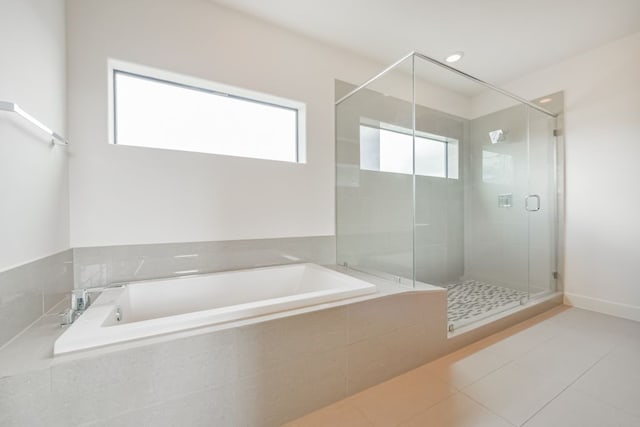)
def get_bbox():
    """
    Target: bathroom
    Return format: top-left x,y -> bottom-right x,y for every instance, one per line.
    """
1,0 -> 640,426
